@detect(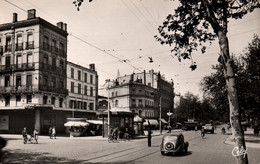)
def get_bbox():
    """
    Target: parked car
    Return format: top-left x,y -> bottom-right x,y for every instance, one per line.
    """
160,133 -> 189,155
202,124 -> 214,133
